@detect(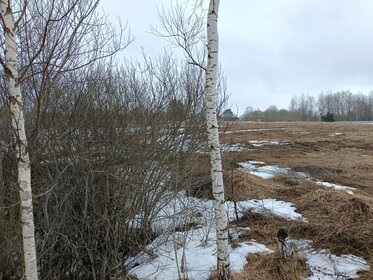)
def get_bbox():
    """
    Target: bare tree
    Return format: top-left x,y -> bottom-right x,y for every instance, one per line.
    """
205,1 -> 230,278
0,1 -> 38,279
154,1 -> 230,278
0,0 -> 132,278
